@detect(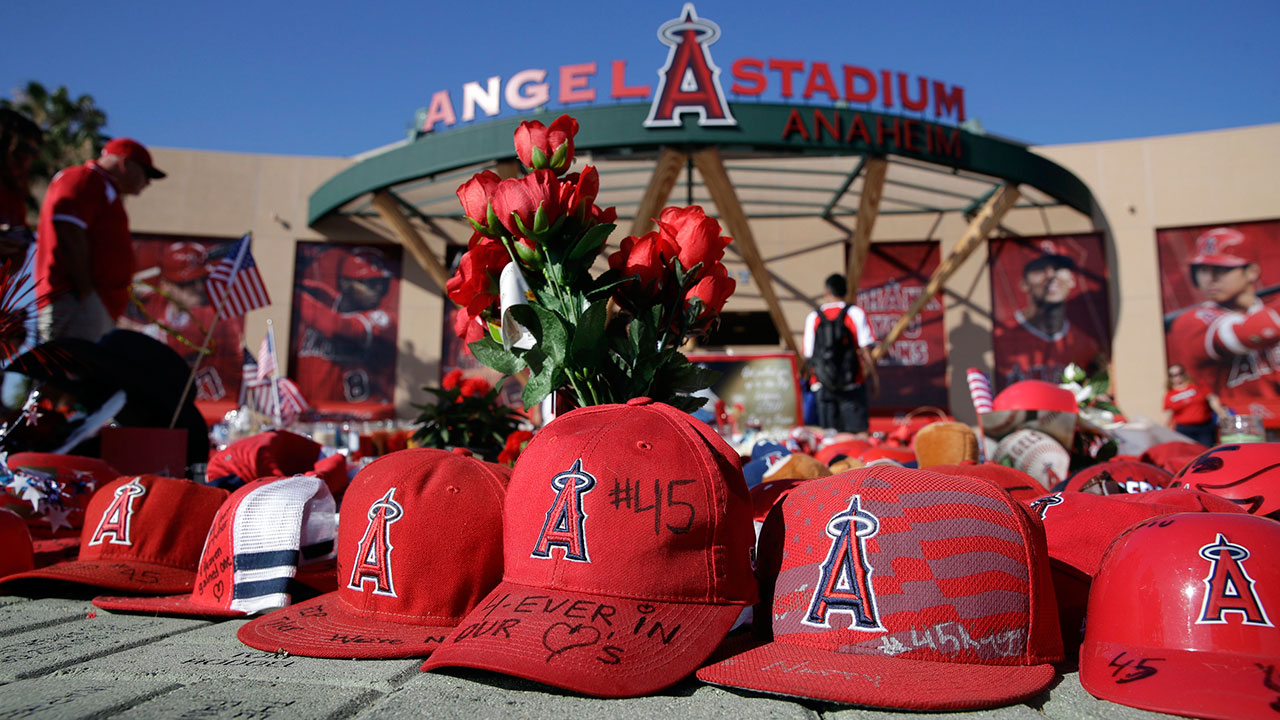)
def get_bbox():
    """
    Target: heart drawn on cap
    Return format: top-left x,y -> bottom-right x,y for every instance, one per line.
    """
542,622 -> 601,662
